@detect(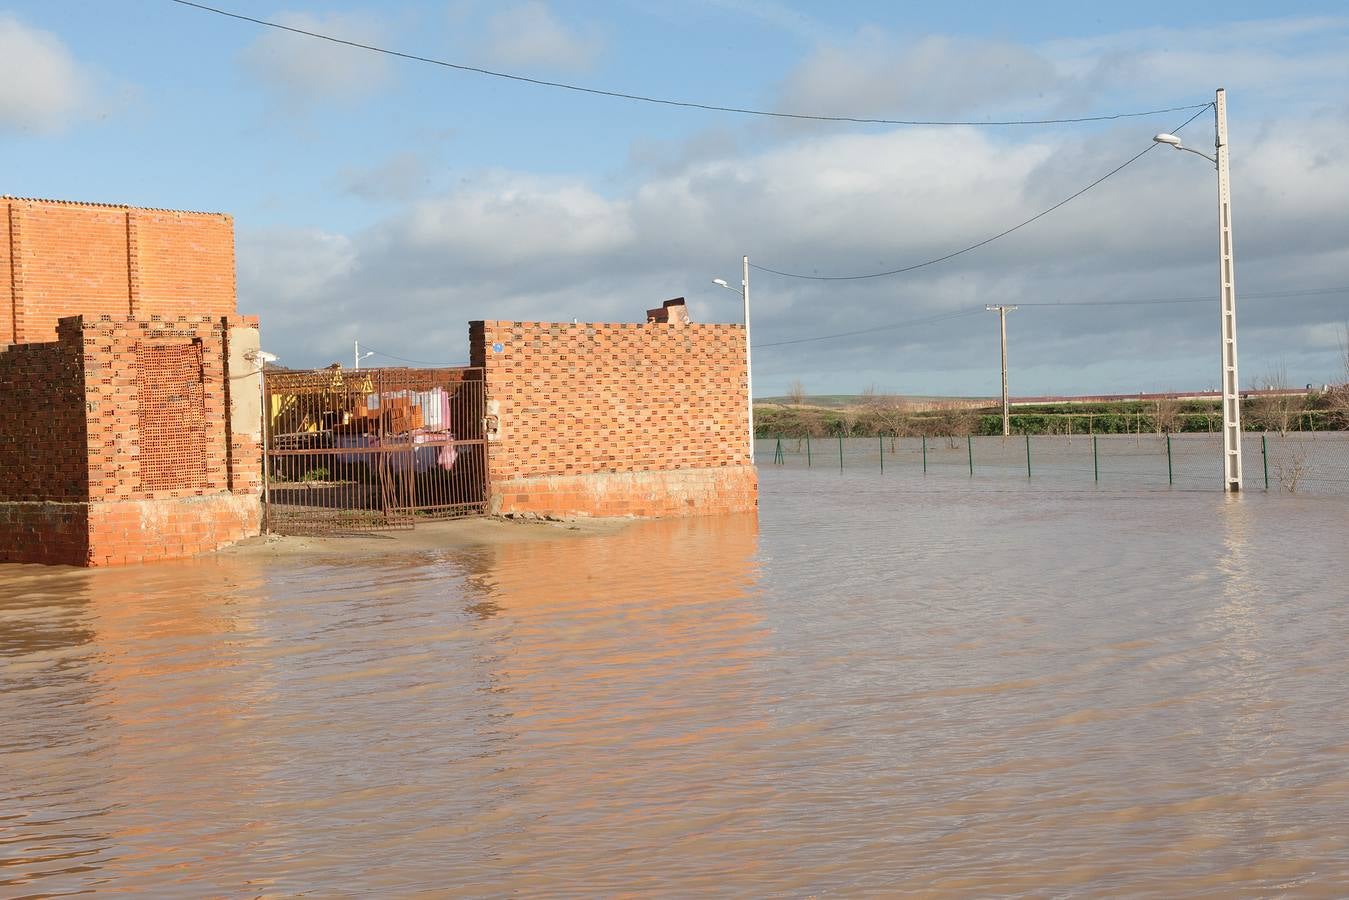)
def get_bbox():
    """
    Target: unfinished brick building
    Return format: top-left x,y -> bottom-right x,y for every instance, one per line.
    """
0,197 -> 263,566
470,300 -> 758,519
